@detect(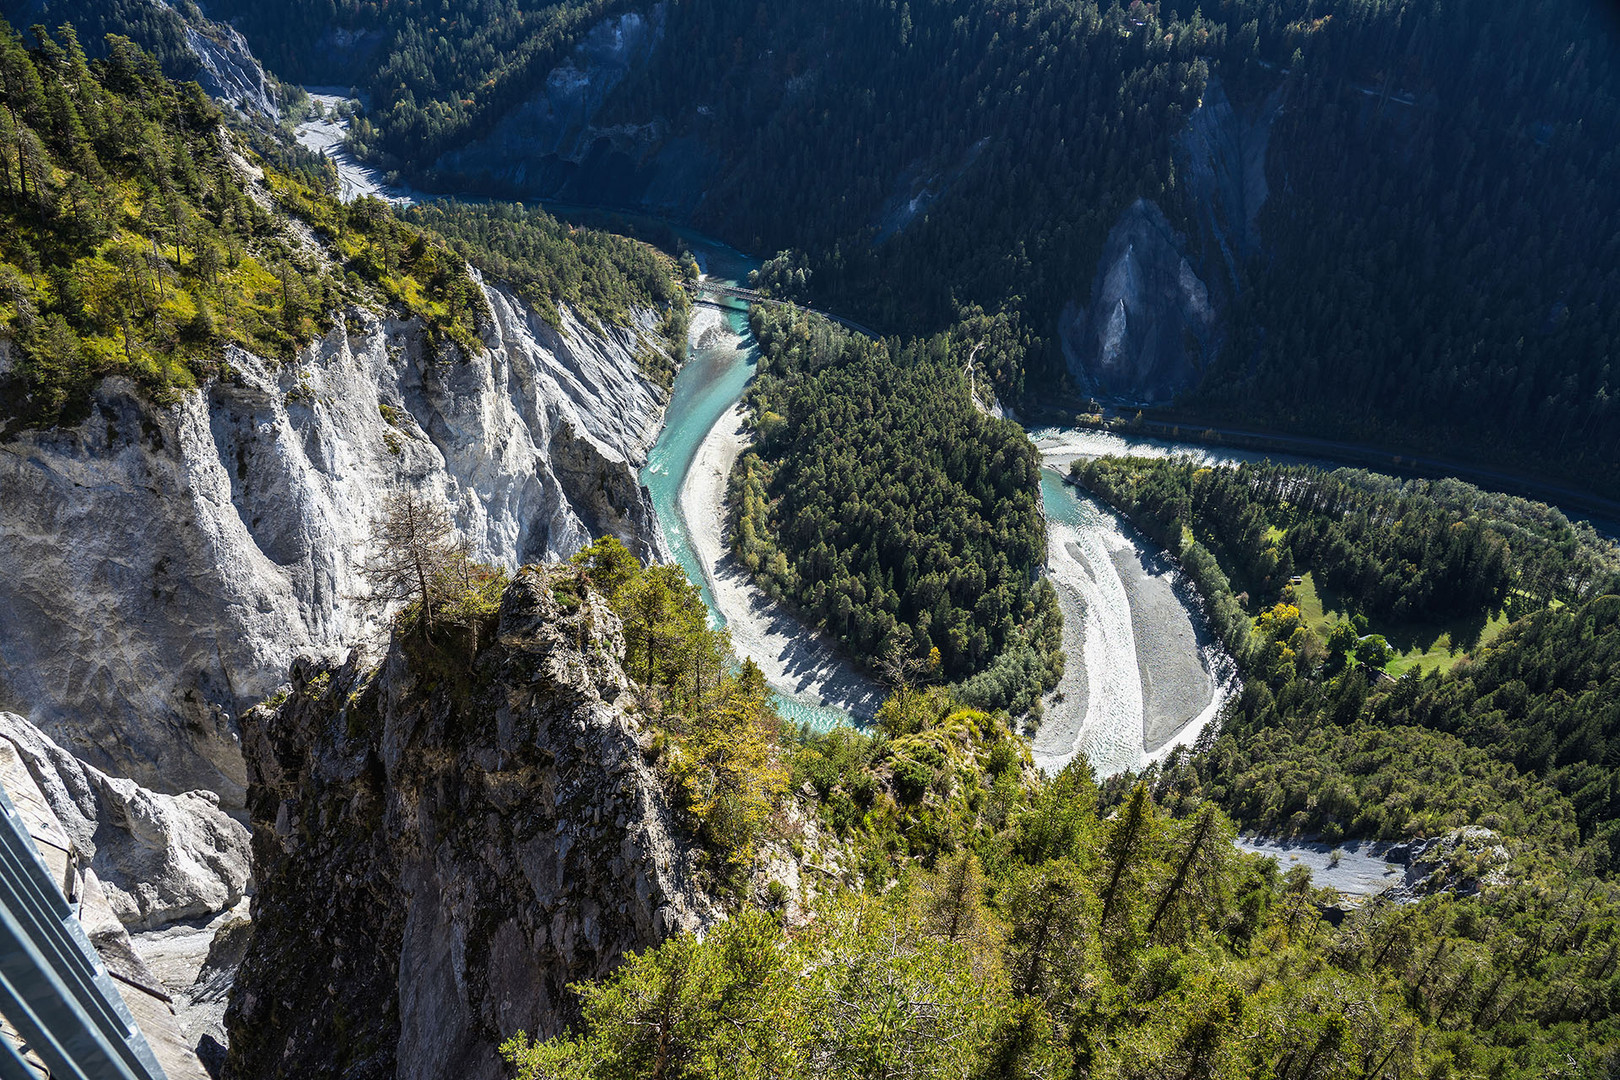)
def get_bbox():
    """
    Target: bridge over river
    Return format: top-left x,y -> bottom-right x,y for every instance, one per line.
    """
685,280 -> 882,340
